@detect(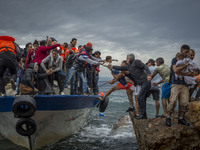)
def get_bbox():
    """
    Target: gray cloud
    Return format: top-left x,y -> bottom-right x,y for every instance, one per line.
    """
0,0 -> 199,77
